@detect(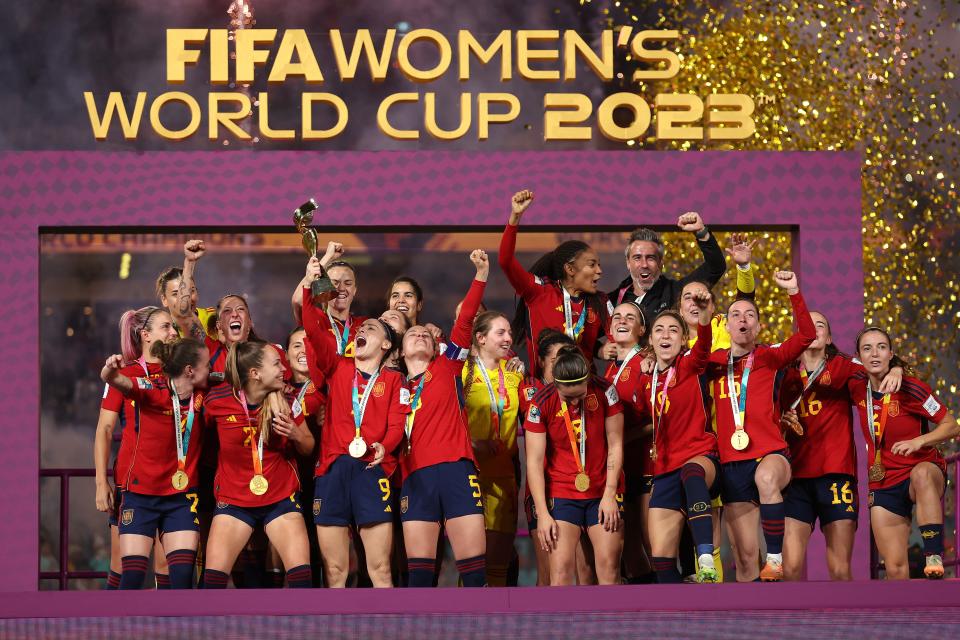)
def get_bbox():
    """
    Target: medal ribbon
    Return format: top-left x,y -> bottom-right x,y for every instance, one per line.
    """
169,379 -> 195,473
352,369 -> 380,440
135,356 -> 150,377
788,359 -> 827,411
562,287 -> 587,340
404,375 -> 427,446
238,391 -> 265,478
328,312 -> 351,356
613,346 -> 641,386
560,398 -> 586,476
866,382 -> 891,461
476,358 -> 507,440
727,351 -> 755,431
650,365 -> 676,447
294,380 -> 311,411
